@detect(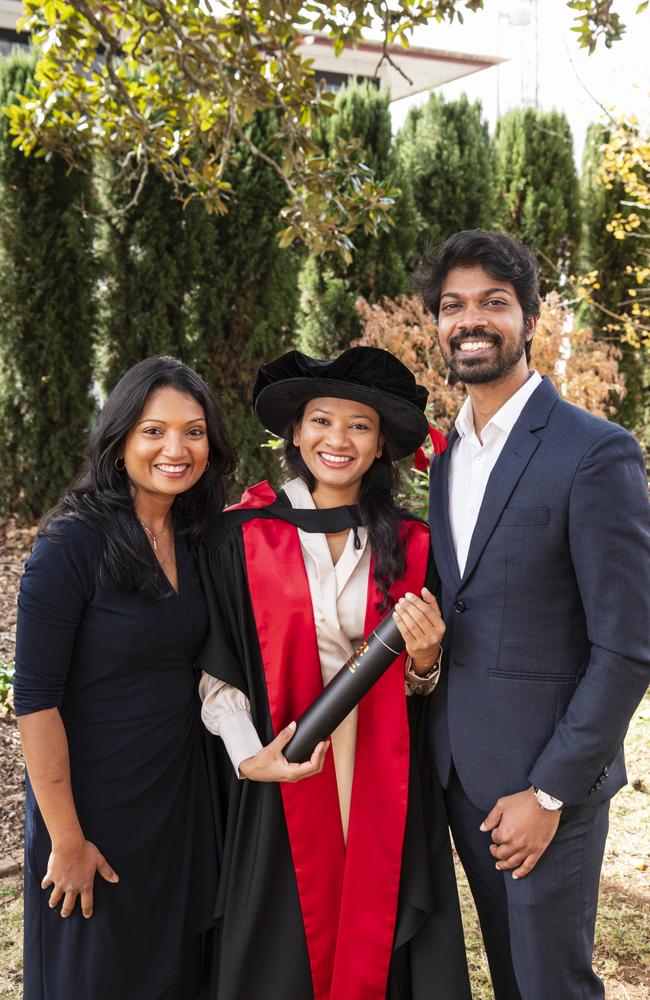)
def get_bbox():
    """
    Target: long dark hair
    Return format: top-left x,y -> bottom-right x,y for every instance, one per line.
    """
284,409 -> 405,611
42,356 -> 236,595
